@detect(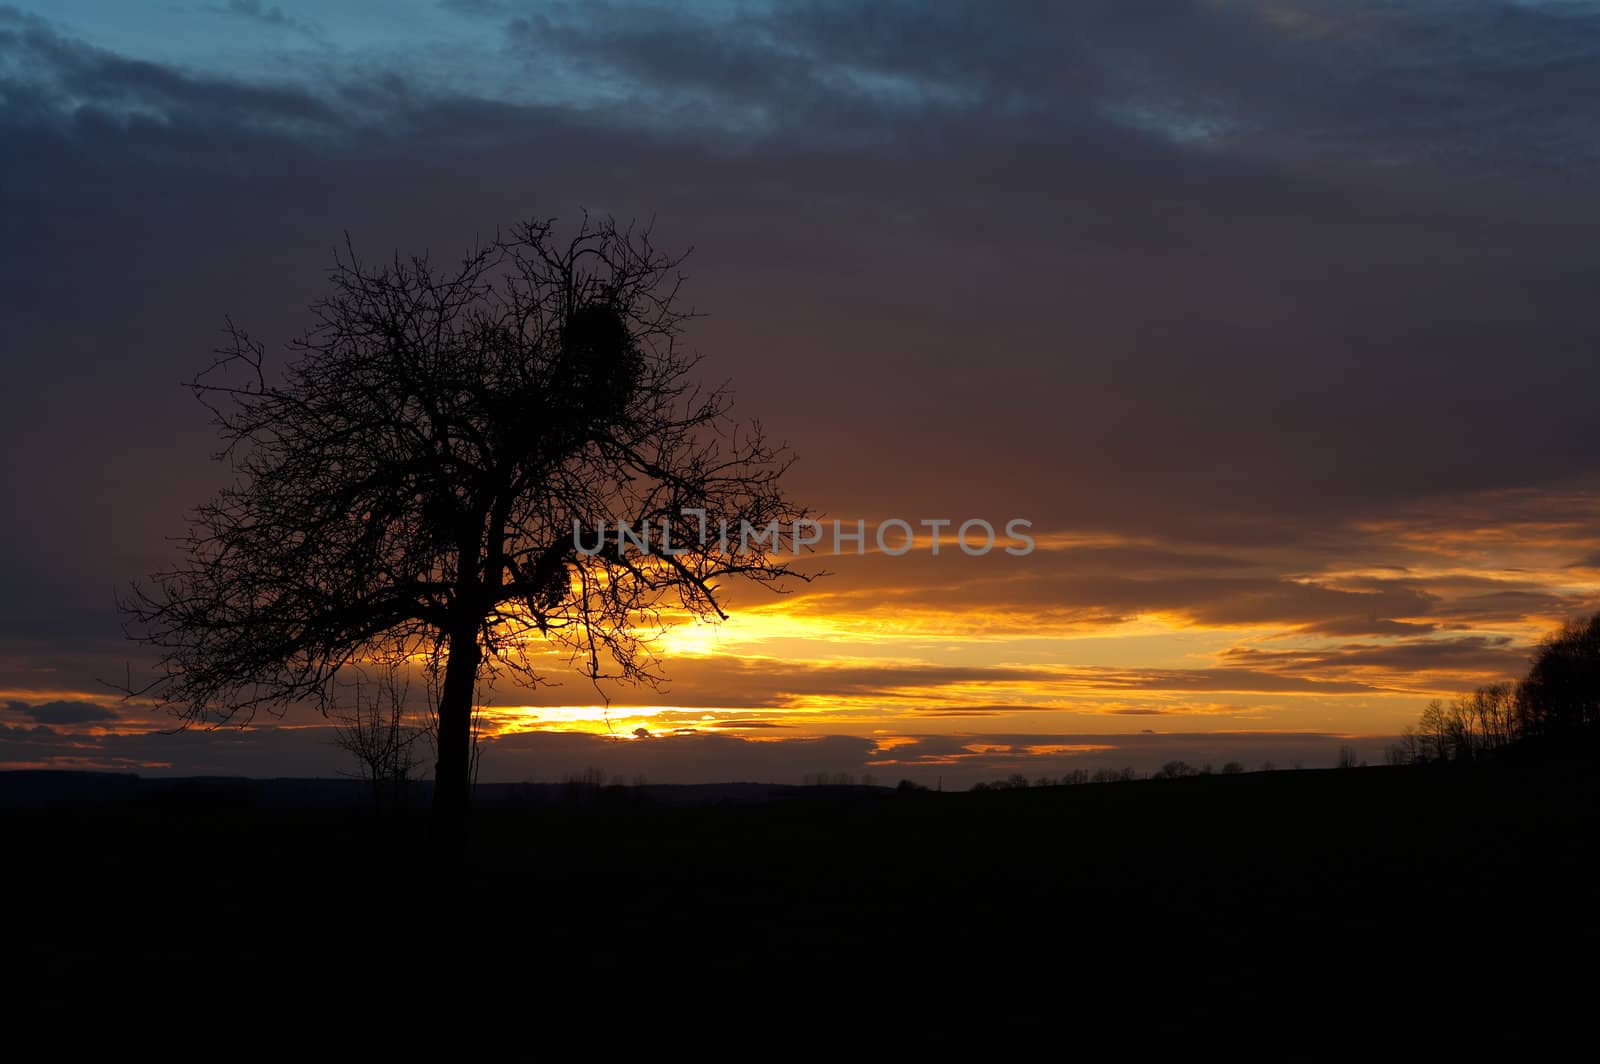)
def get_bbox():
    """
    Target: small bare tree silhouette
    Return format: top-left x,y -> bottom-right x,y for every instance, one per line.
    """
331,651 -> 427,809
